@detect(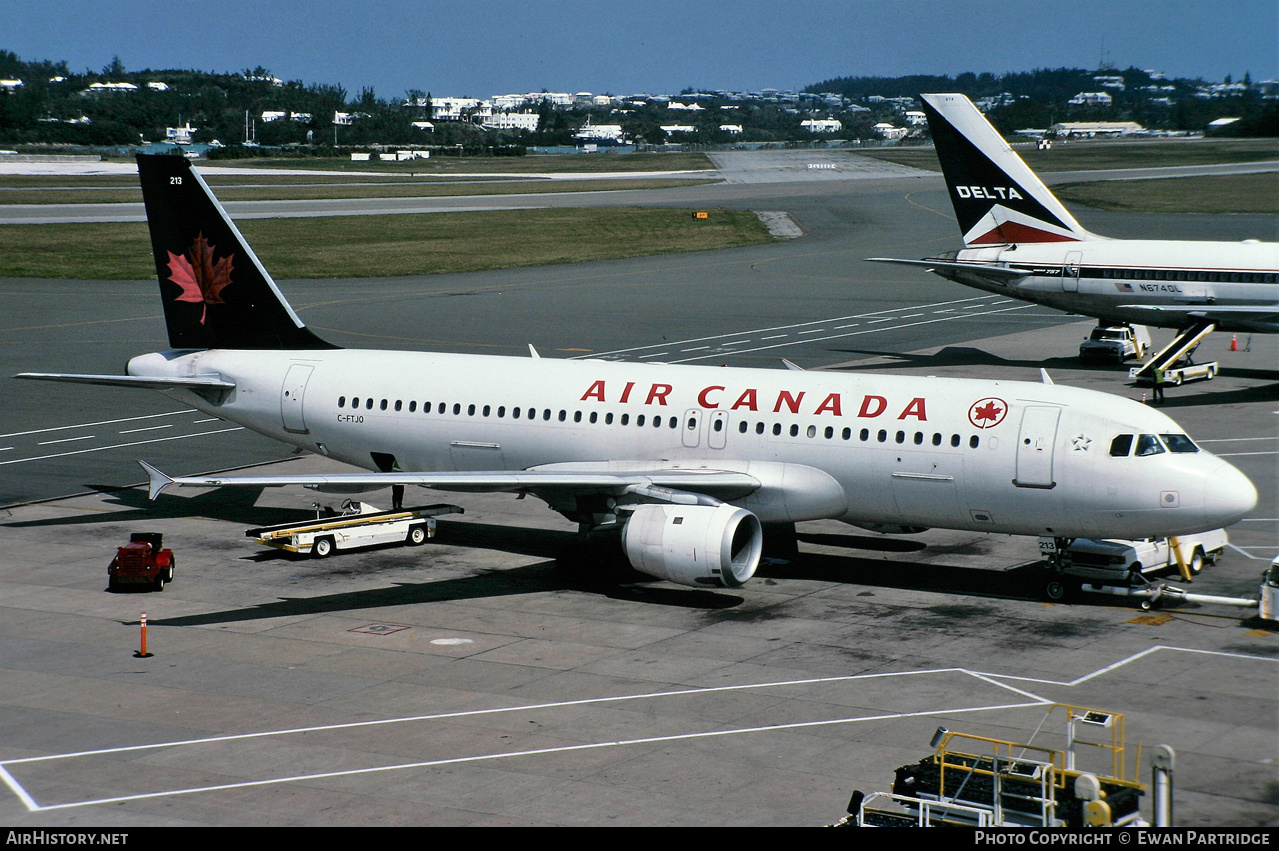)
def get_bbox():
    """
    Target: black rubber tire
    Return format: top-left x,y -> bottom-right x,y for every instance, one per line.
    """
313,536 -> 335,558
407,524 -> 427,546
1044,578 -> 1073,602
